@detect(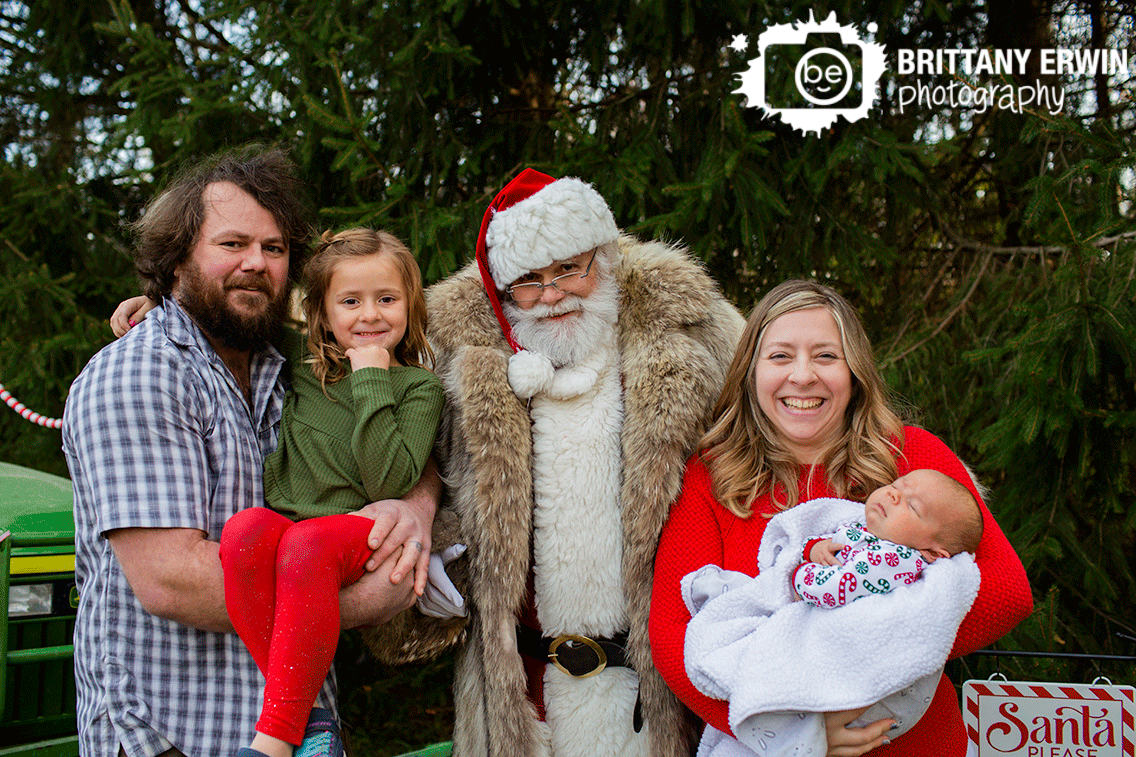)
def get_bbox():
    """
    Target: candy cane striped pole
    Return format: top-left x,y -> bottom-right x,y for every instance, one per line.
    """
0,382 -> 62,430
